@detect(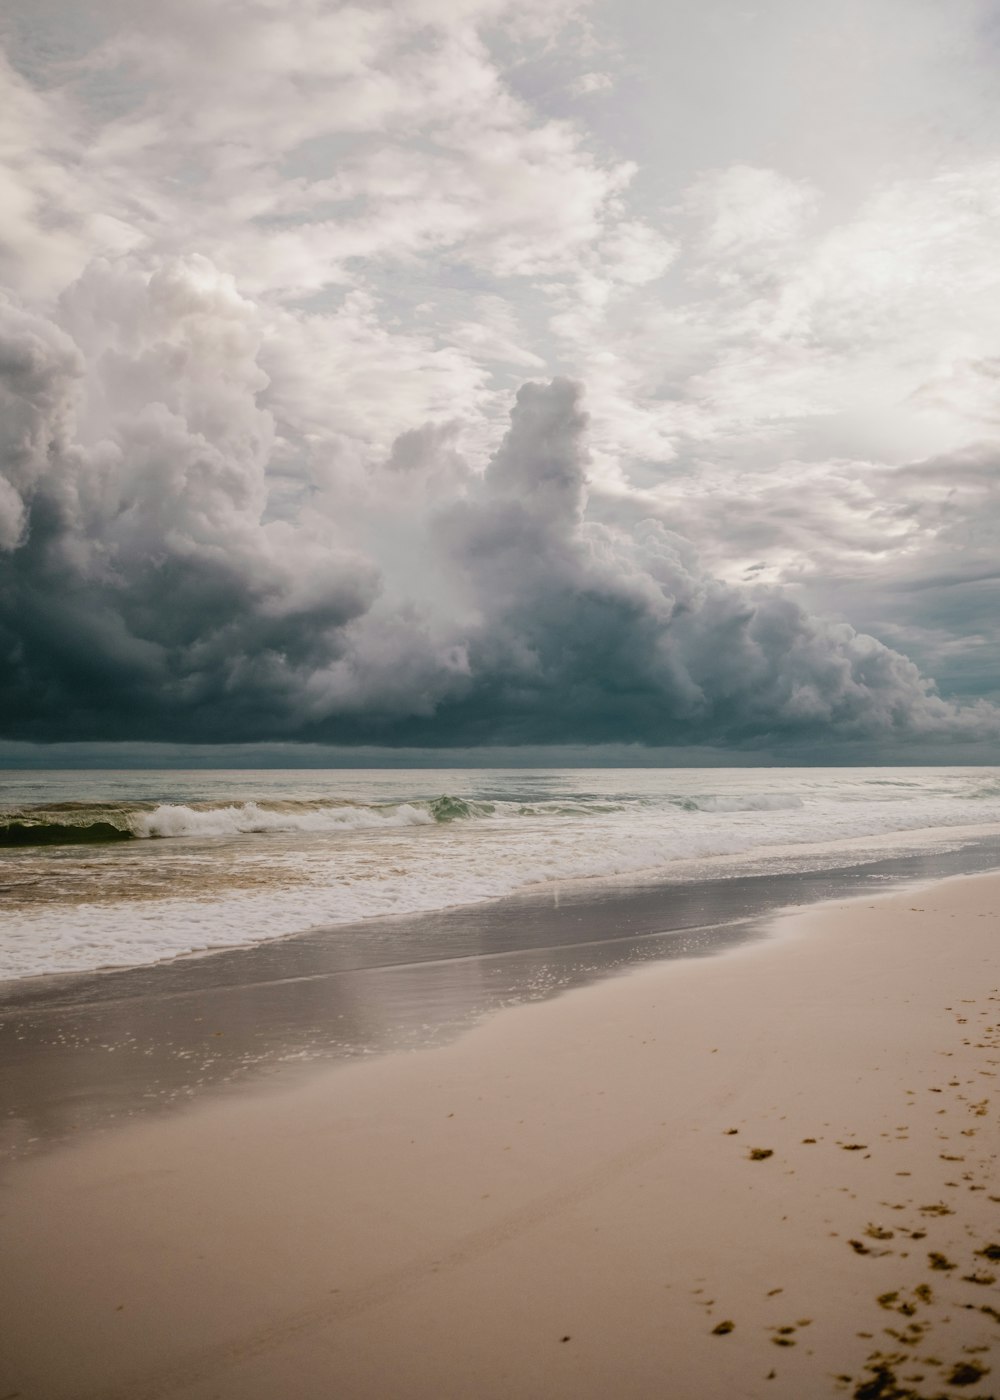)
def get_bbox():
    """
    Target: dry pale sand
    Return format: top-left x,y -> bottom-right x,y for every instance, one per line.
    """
1,872 -> 999,1400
